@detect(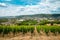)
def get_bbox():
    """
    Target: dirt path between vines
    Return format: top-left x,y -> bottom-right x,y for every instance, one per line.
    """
0,35 -> 60,40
